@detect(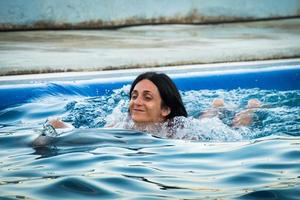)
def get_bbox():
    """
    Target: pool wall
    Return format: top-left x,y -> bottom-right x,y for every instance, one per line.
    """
0,60 -> 299,110
1,0 -> 300,30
